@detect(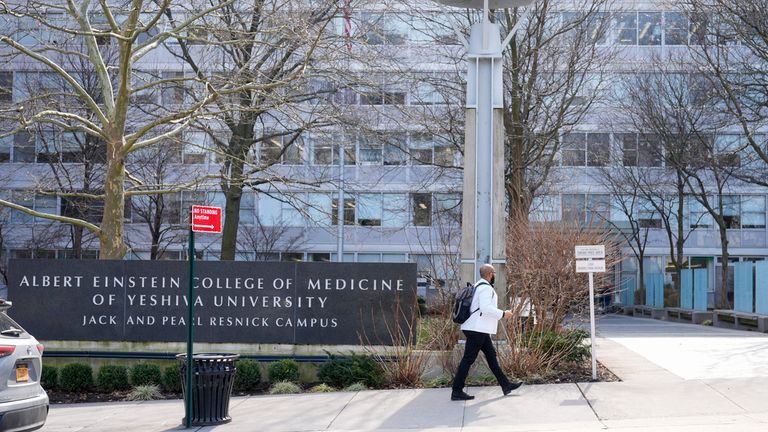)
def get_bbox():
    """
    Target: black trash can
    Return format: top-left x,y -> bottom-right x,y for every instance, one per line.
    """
177,353 -> 239,426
